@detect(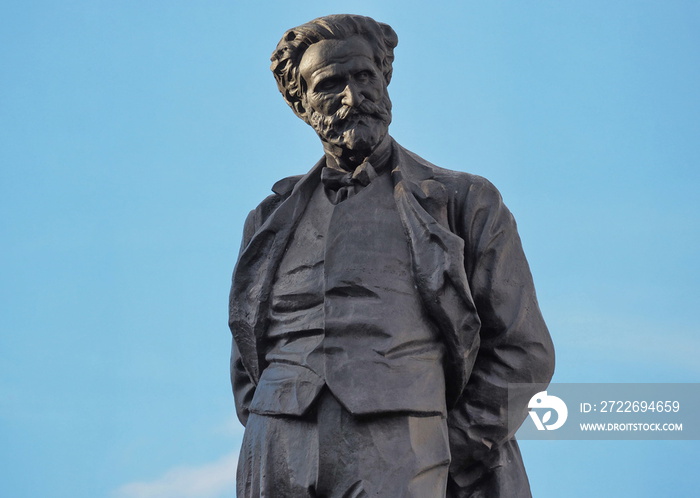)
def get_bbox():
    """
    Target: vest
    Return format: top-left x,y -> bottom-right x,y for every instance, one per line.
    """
249,172 -> 446,416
